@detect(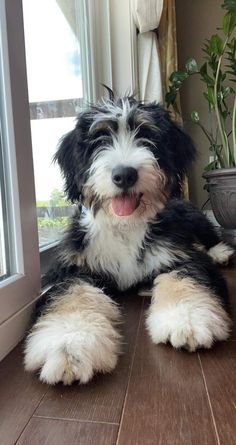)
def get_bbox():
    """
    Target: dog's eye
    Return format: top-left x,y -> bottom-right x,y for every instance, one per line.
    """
90,130 -> 112,146
91,128 -> 111,139
89,119 -> 118,138
135,126 -> 153,140
89,131 -> 113,148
